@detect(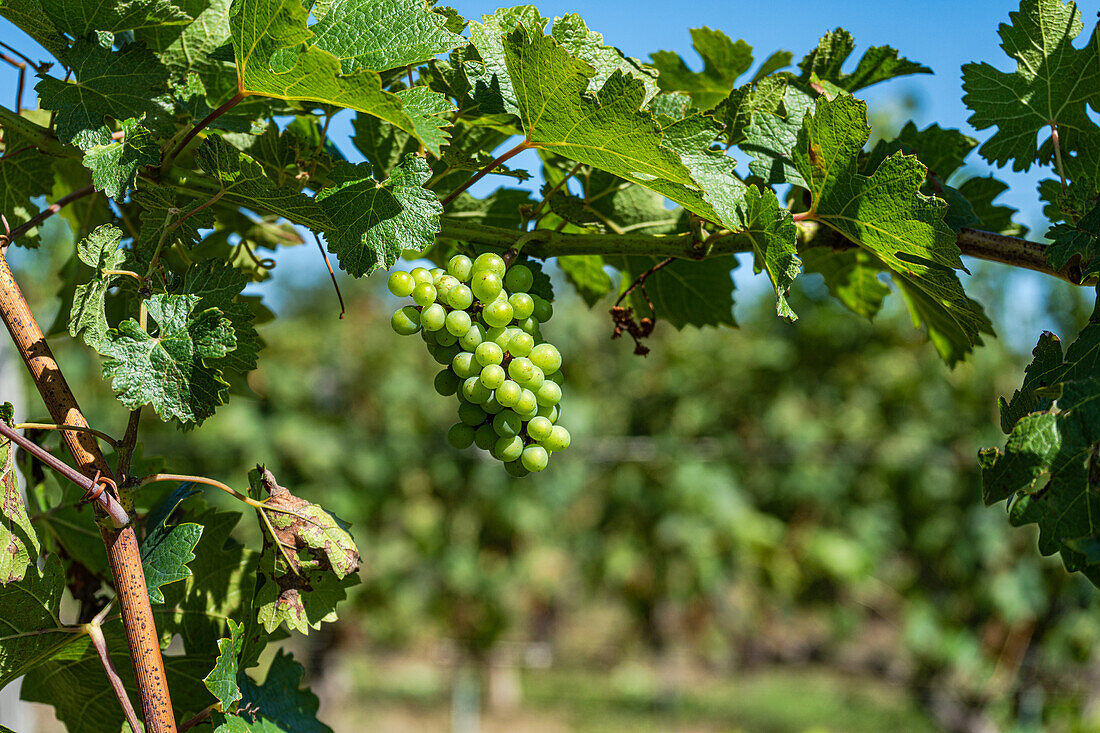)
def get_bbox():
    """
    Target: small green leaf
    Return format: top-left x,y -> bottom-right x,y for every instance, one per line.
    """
742,80 -> 815,187
650,27 -> 756,109
0,427 -> 39,585
232,650 -> 331,732
81,117 -> 160,200
180,258 -> 263,376
558,255 -> 612,307
798,28 -> 930,92
317,155 -> 442,278
0,555 -> 70,689
734,185 -> 800,321
204,620 -> 245,711
1047,201 -> 1100,278
35,39 -> 170,146
141,482 -> 203,604
68,224 -> 128,348
98,293 -> 237,424
801,248 -> 890,320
